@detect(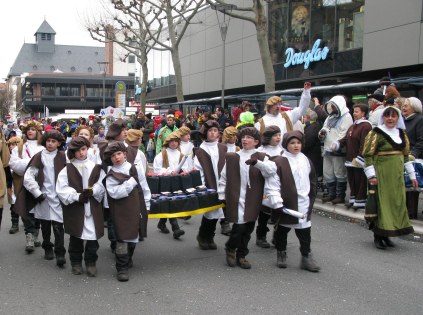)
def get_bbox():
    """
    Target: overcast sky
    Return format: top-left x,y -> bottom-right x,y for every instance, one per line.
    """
0,0 -> 104,83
